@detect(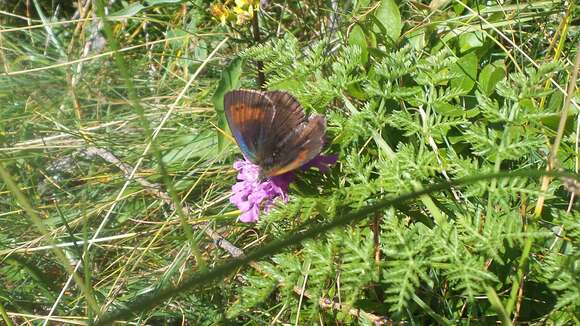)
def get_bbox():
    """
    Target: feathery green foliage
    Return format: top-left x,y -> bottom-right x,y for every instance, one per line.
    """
0,0 -> 578,325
